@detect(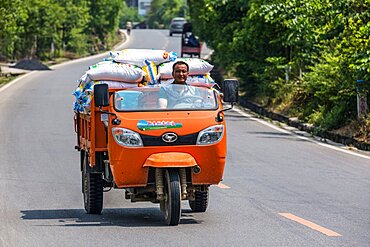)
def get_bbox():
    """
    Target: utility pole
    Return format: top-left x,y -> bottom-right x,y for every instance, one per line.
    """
184,0 -> 187,17
356,79 -> 368,118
